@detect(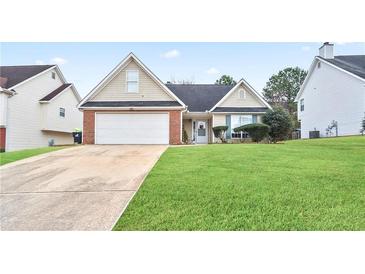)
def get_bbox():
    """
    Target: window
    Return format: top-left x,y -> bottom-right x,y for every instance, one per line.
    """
239,89 -> 246,99
231,115 -> 253,138
126,70 -> 139,92
59,107 -> 65,117
300,99 -> 304,112
317,62 -> 321,69
52,72 -> 56,79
